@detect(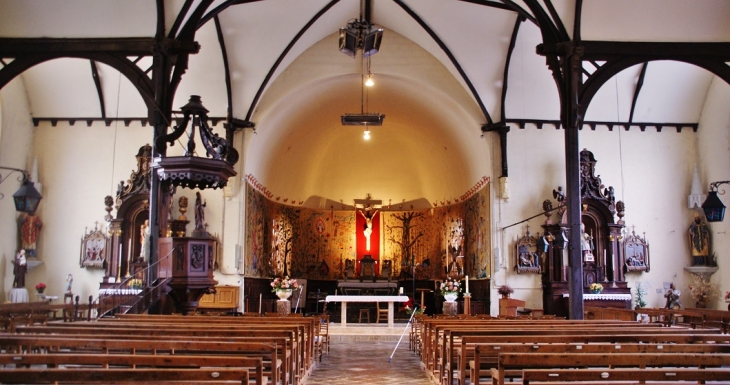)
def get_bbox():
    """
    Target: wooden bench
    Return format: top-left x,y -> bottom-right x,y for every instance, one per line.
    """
0,353 -> 264,385
0,367 -> 249,384
491,352 -> 730,385
47,318 -> 309,384
521,367 -> 730,384
114,313 -> 317,378
440,324 -> 690,385
18,324 -> 296,385
469,341 -> 730,385
0,336 -> 279,385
